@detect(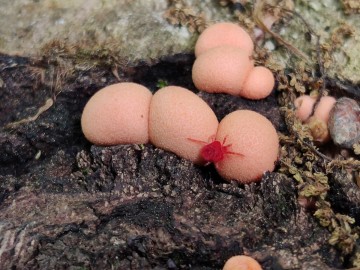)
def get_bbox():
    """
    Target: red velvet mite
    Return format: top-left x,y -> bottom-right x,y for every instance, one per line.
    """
188,136 -> 243,165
